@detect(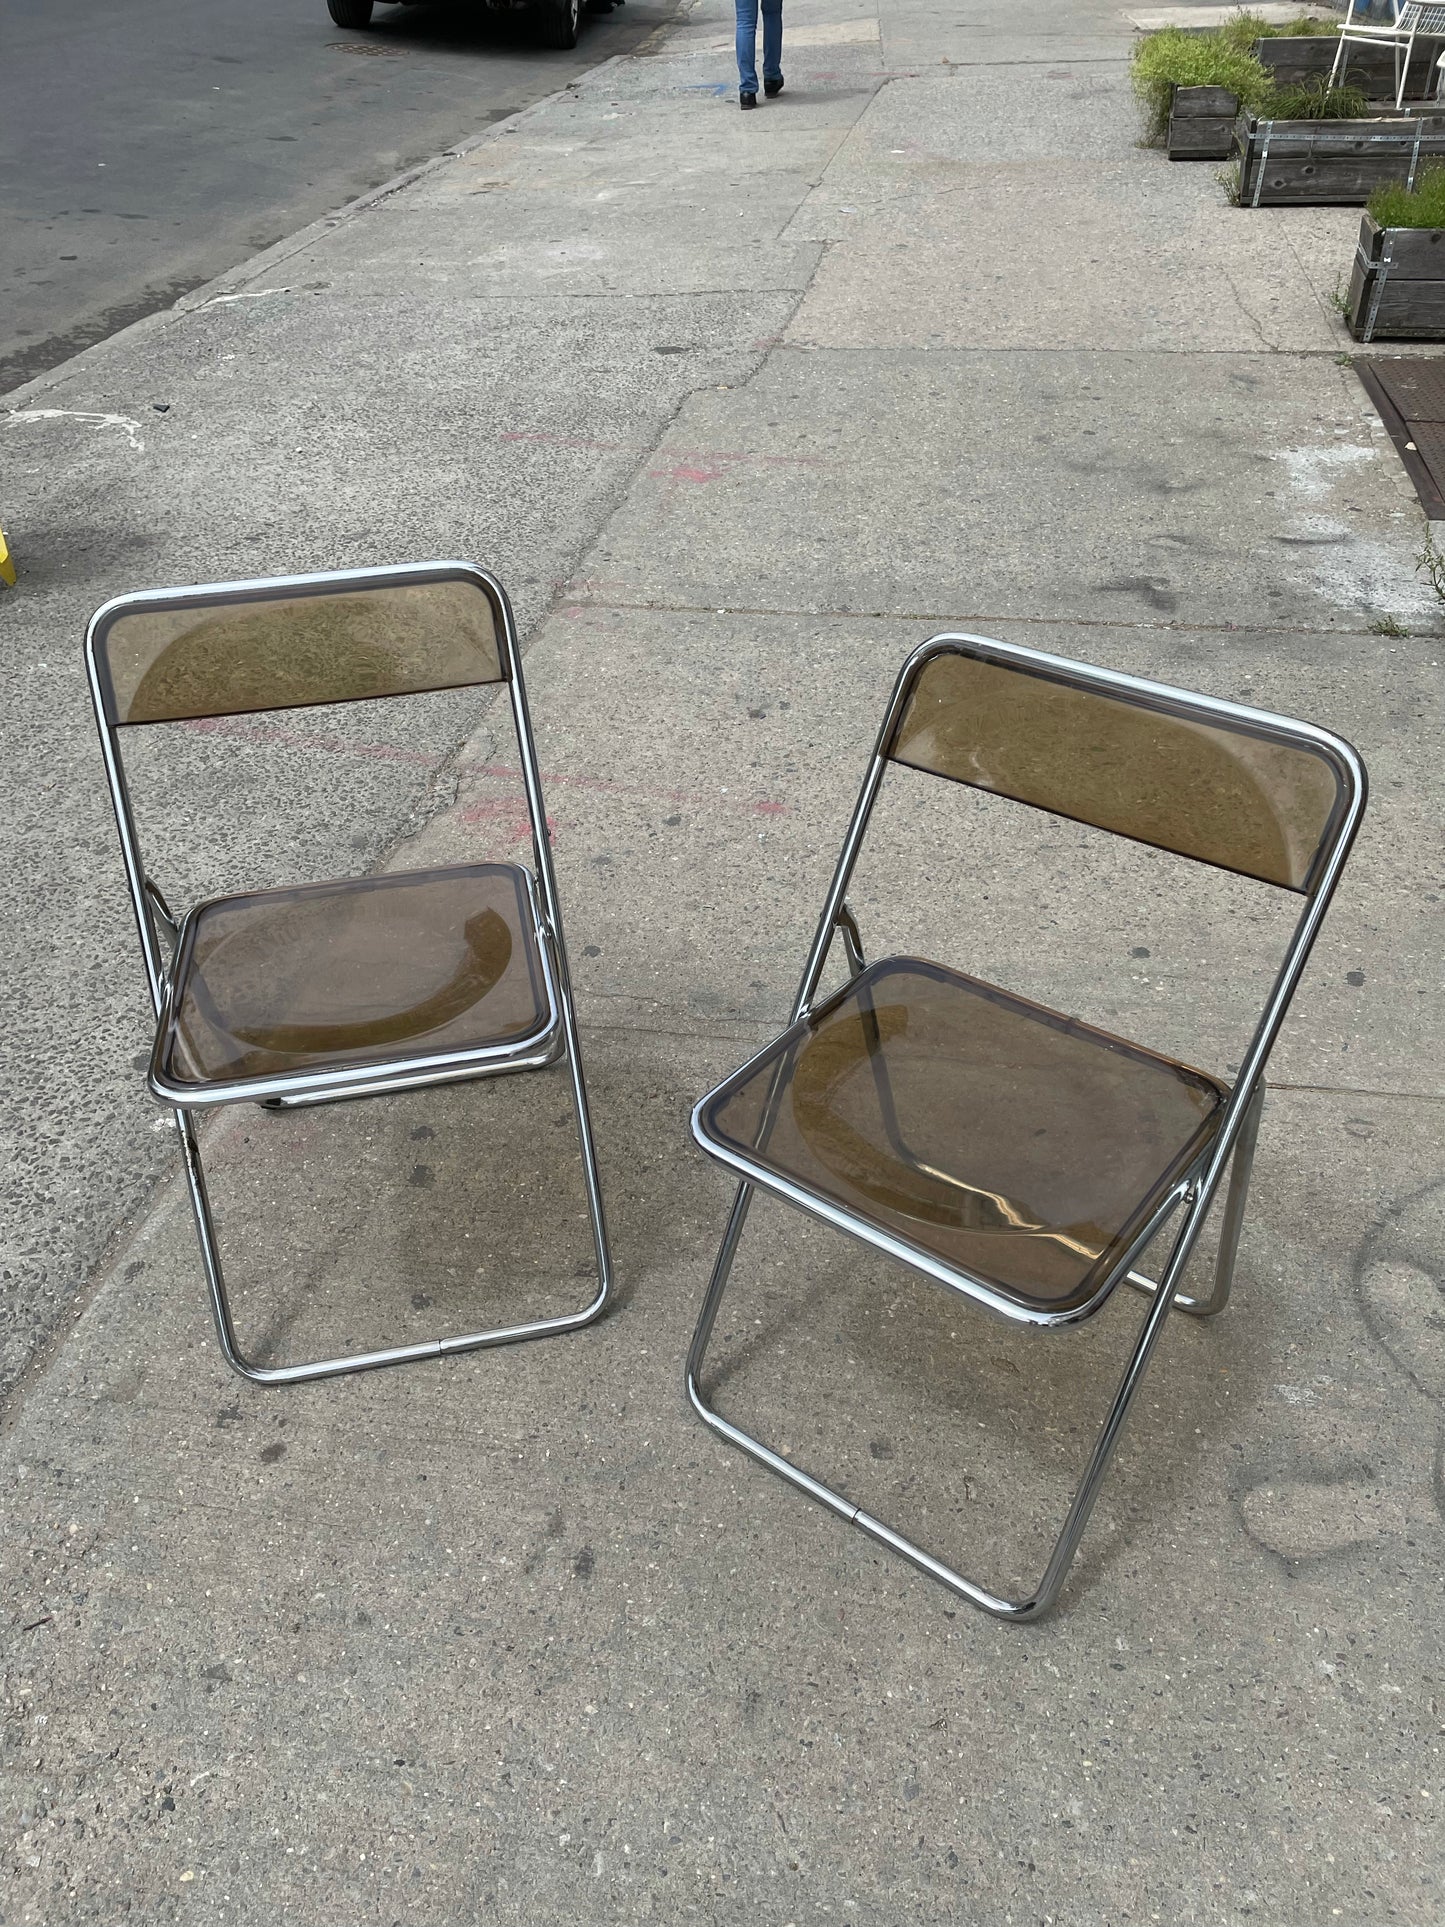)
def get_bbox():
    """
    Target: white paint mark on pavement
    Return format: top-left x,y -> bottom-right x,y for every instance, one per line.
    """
6,408 -> 145,452
195,289 -> 292,308
1271,440 -> 1430,616
1273,442 -> 1376,502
